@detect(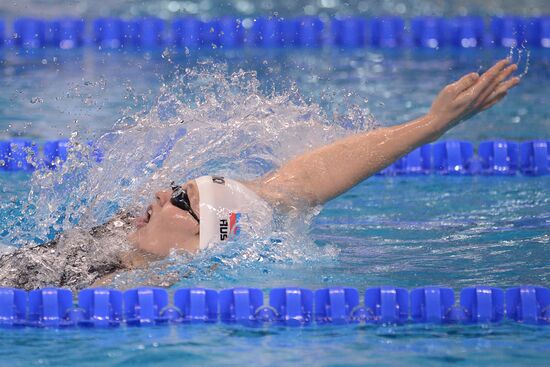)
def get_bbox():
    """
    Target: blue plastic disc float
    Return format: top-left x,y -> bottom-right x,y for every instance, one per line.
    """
1,139 -> 549,176
3,16 -> 550,50
0,285 -> 548,328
